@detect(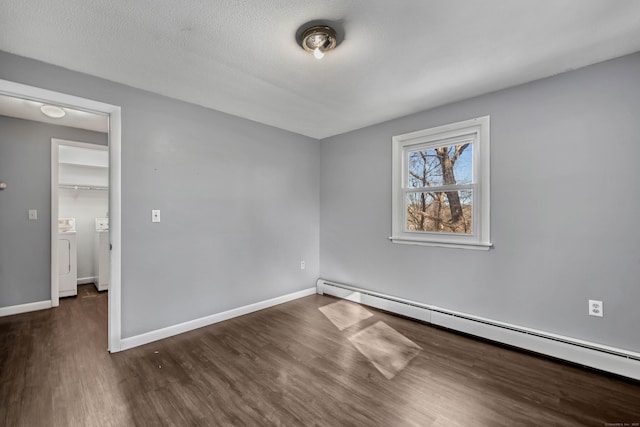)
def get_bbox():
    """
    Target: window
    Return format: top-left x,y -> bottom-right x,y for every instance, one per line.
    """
391,116 -> 491,249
